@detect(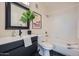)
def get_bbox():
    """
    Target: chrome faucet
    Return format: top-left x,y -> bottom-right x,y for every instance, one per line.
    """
19,29 -> 22,37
